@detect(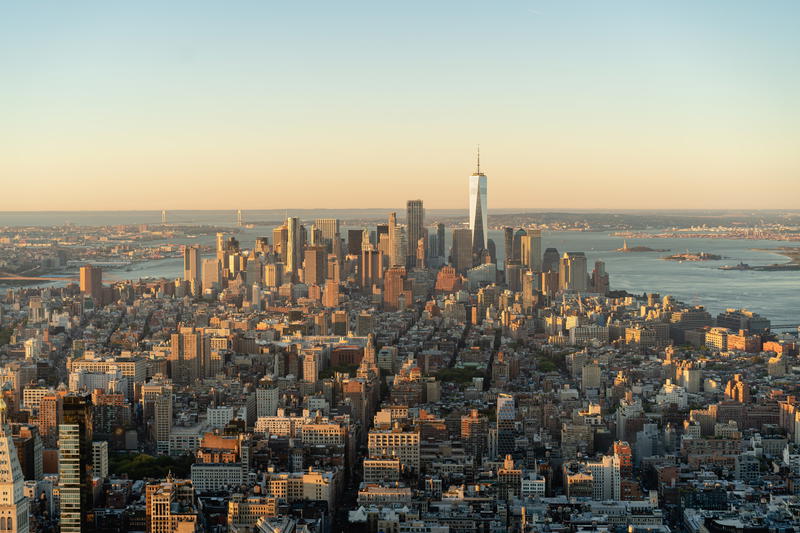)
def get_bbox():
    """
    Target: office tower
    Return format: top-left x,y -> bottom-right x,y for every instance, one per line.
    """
37,393 -> 63,447
591,260 -> 609,294
161,209 -> 167,224
469,150 -> 488,253
264,263 -> 283,288
512,229 -> 525,263
347,229 -> 363,256
245,256 -> 262,288
12,424 -> 43,482
487,238 -> 496,263
92,440 -> 108,479
145,476 -> 198,533
236,209 -> 243,227
451,228 -> 473,274
286,217 -> 301,277
461,409 -> 488,460
314,218 -> 340,245
387,212 -> 402,266
496,393 -> 515,457
153,389 -> 173,454
406,200 -> 424,265
201,259 -> 221,291
272,224 -> 288,263
360,245 -> 383,290
182,245 -> 202,295
435,223 -> 445,258
542,247 -> 560,273
303,246 -> 327,286
59,394 -> 93,533
308,224 -> 323,247
169,328 -> 206,384
559,252 -> 588,292
384,266 -> 411,311
79,265 -> 102,303
522,270 -> 538,312
415,237 -> 427,269
215,232 -> 225,259
521,229 -> 542,271
0,400 -> 29,533
503,227 -> 514,266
